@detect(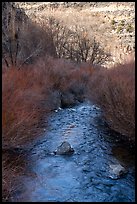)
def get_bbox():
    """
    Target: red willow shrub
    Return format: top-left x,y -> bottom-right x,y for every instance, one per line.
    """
2,57 -> 94,149
2,66 -> 52,149
34,57 -> 94,107
2,149 -> 28,202
88,61 -> 135,142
